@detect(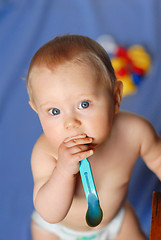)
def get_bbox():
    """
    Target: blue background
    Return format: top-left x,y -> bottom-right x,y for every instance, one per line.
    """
0,0 -> 161,239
